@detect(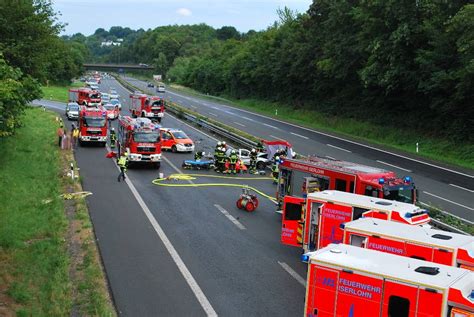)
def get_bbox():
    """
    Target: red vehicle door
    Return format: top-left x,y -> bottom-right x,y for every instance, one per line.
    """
381,280 -> 418,317
318,203 -> 352,248
281,196 -> 305,247
306,265 -> 338,317
160,130 -> 173,150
